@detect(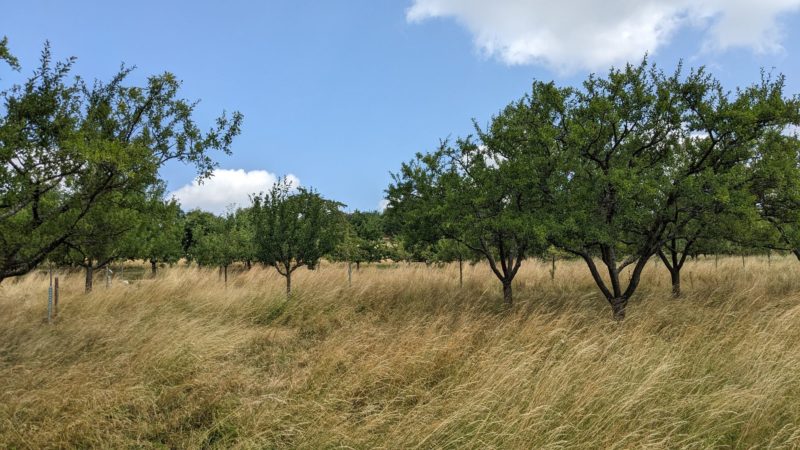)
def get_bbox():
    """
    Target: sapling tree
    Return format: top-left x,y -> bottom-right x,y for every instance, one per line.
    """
251,179 -> 343,295
127,185 -> 184,276
190,211 -> 247,285
431,238 -> 475,288
182,210 -> 220,265
347,210 -> 386,270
